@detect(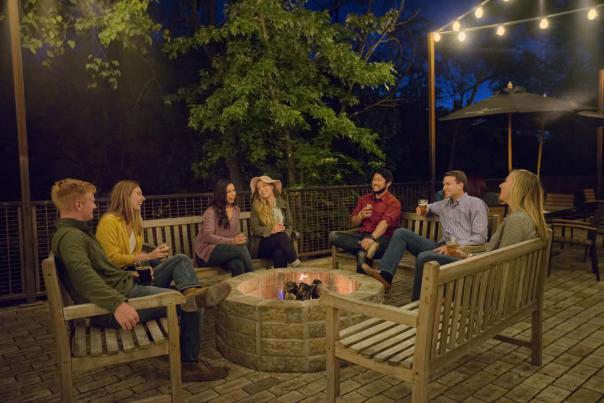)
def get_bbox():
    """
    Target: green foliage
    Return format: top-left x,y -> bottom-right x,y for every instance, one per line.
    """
19,0 -> 160,88
165,0 -> 397,186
